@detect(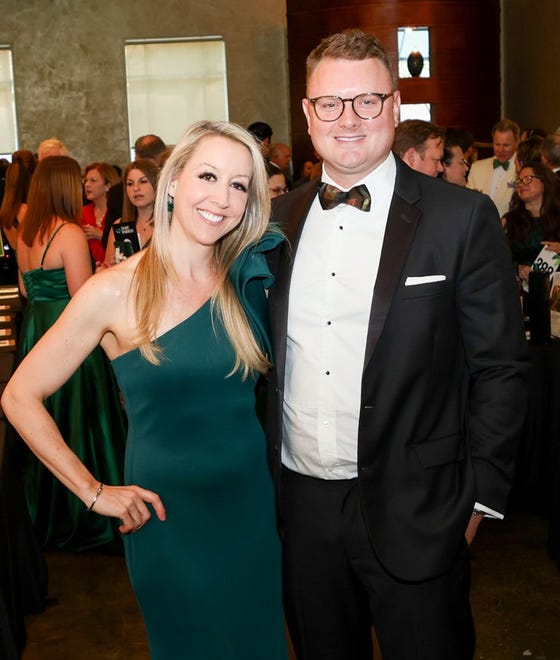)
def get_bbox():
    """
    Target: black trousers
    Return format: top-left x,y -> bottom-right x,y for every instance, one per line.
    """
280,467 -> 475,660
